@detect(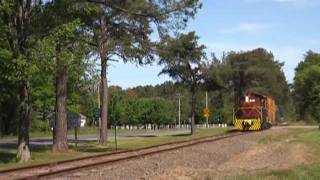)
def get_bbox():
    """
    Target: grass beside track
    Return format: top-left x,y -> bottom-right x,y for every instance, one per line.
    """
229,128 -> 320,180
0,127 -> 230,170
